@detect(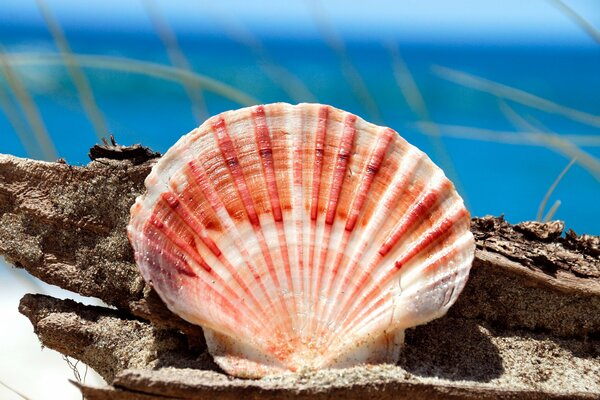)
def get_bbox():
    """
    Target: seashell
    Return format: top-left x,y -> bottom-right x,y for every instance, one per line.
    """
128,103 -> 475,378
